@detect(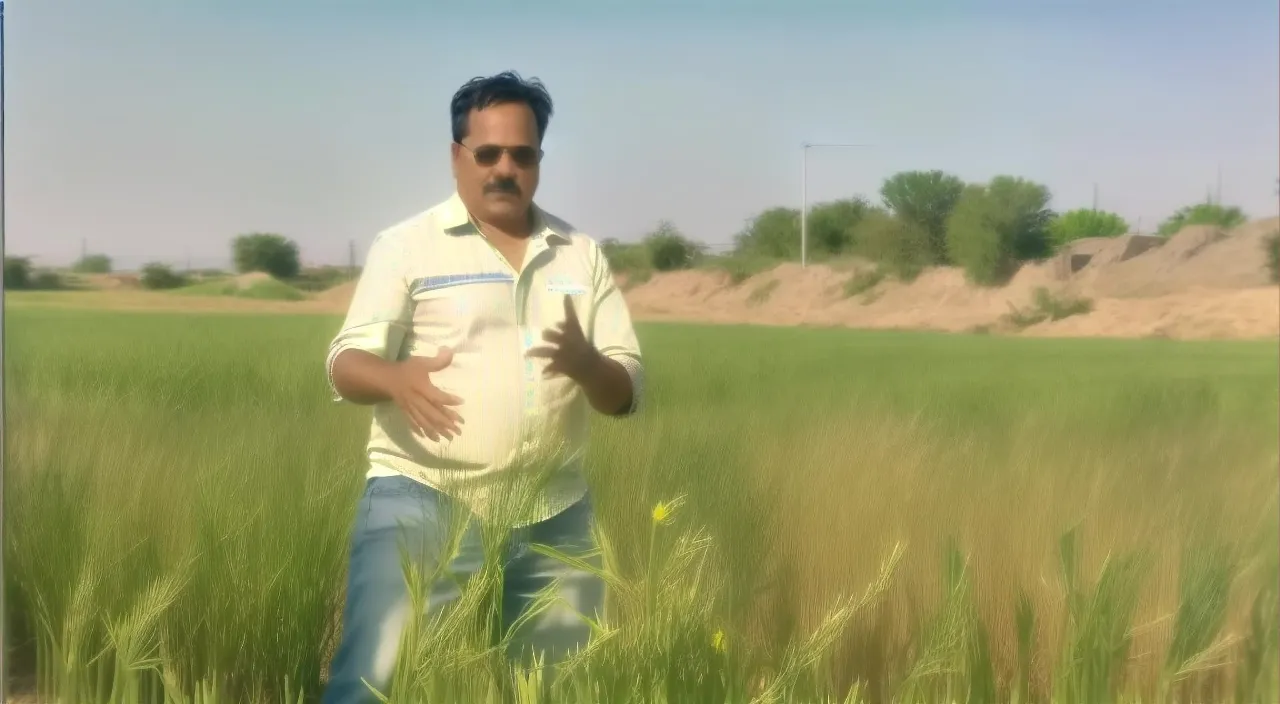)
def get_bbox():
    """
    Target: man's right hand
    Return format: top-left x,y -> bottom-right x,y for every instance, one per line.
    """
388,348 -> 465,441
330,347 -> 464,441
